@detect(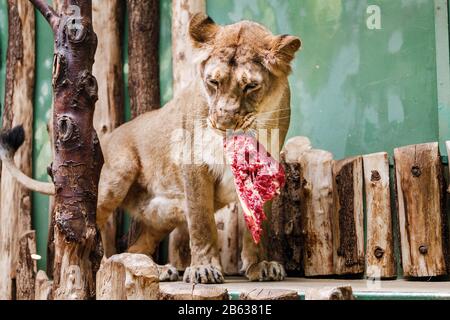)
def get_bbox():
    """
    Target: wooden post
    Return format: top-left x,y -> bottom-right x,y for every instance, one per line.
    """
299,149 -> 334,277
92,0 -> 125,257
363,152 -> 396,279
29,0 -> 103,299
0,0 -> 35,300
96,253 -> 160,300
215,202 -> 240,275
240,289 -> 298,300
159,283 -> 229,300
332,156 -> 365,275
268,137 -> 311,275
34,270 -> 53,300
169,0 -> 206,271
394,143 -> 449,277
126,0 -> 160,254
305,286 -> 355,300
